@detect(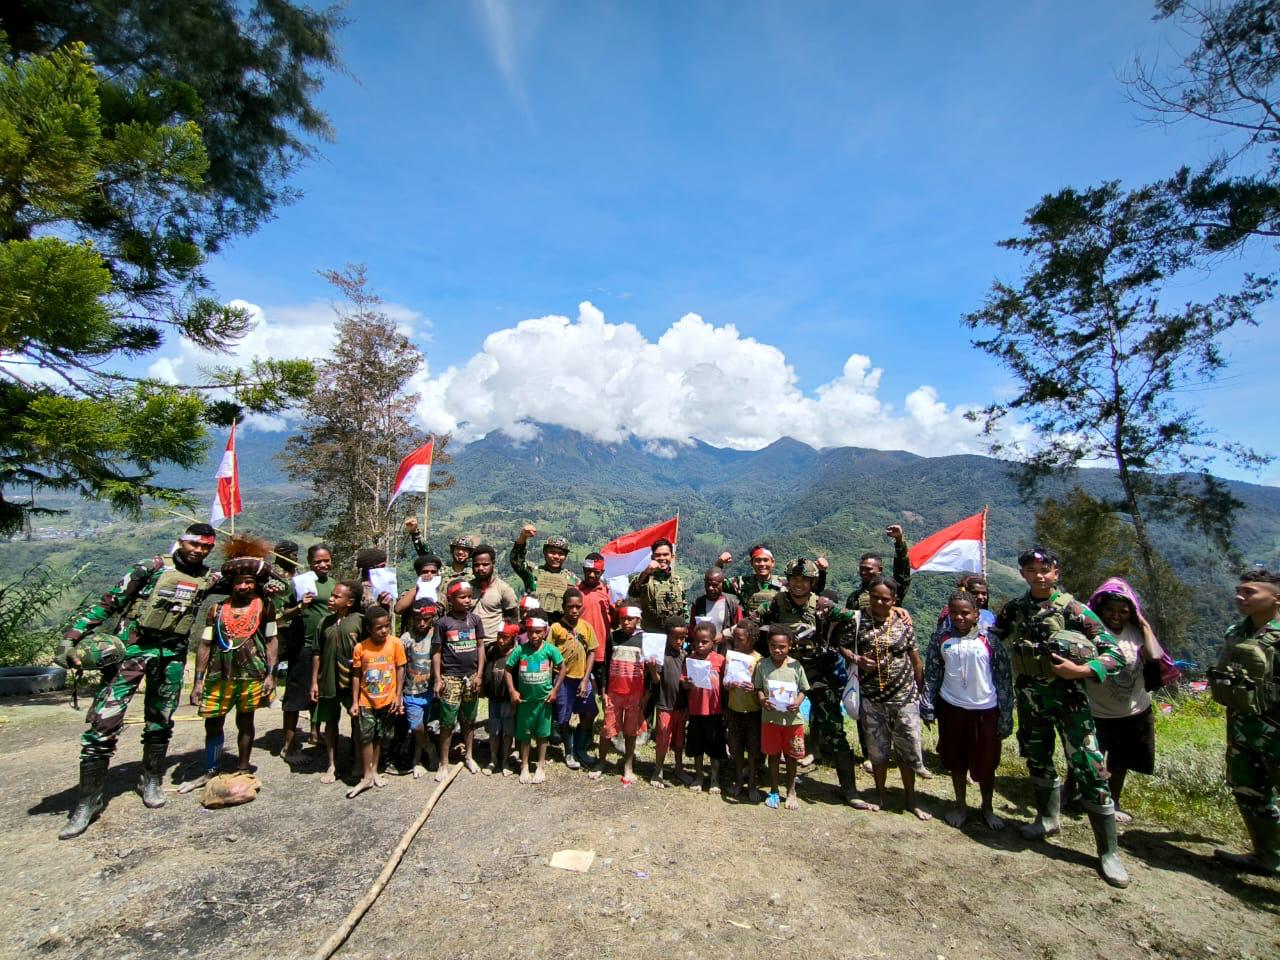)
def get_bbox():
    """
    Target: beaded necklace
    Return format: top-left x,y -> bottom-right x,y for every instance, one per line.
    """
216,597 -> 263,651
